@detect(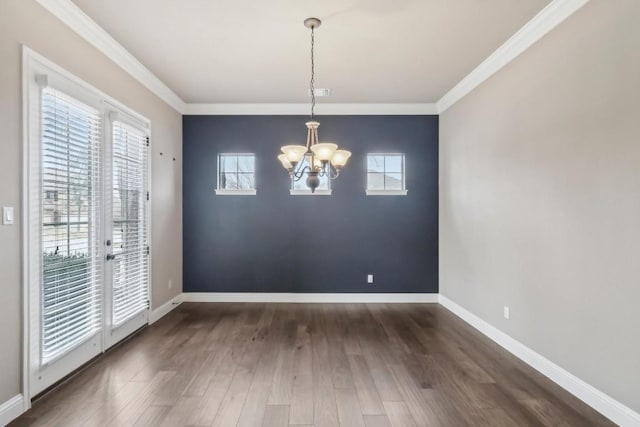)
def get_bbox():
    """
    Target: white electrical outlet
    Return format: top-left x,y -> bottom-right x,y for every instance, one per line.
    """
503,306 -> 510,319
367,274 -> 374,284
168,279 -> 172,289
